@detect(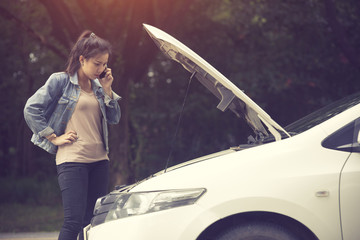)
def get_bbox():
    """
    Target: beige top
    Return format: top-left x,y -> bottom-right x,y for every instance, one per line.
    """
56,89 -> 109,165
